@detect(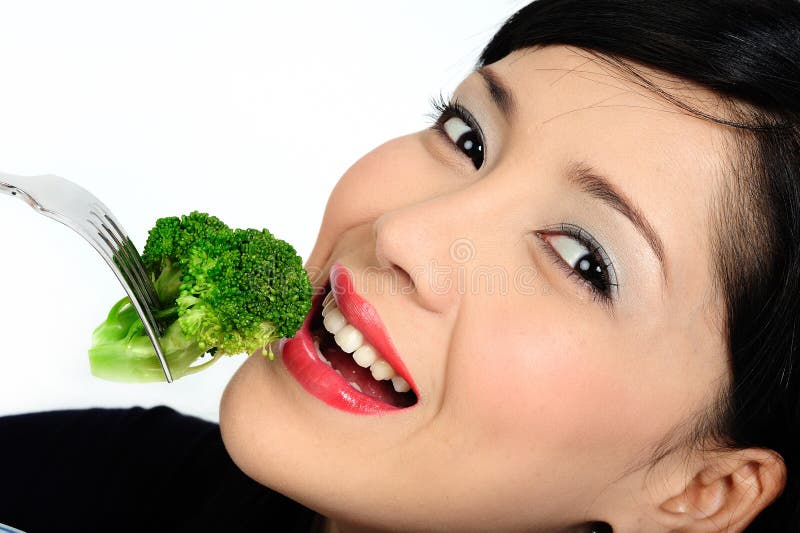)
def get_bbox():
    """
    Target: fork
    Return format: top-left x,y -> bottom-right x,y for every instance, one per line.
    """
0,172 -> 173,382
